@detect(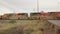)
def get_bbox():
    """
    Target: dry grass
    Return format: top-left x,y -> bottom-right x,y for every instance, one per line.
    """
0,20 -> 48,34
